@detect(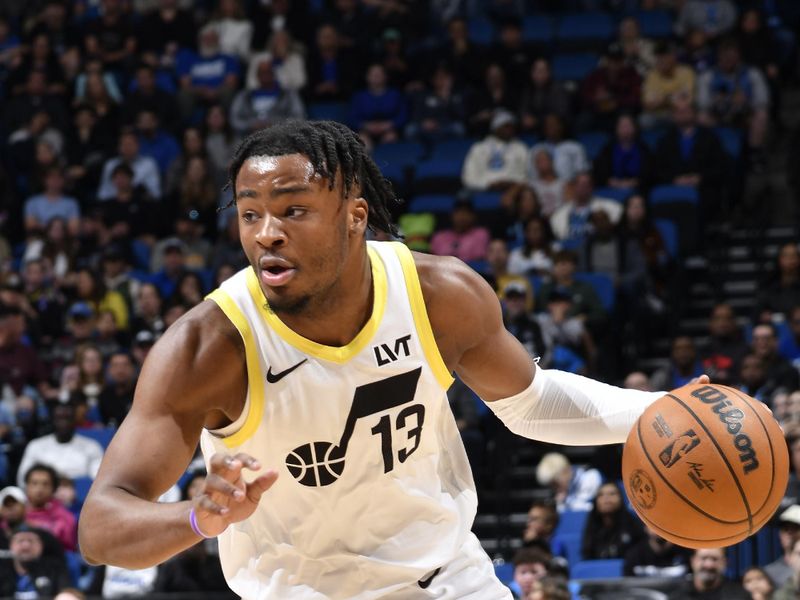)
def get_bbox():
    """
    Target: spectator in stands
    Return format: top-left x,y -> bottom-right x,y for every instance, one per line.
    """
486,239 -> 534,311
549,172 -> 622,244
668,547 -> 748,599
502,281 -> 547,362
467,63 -> 519,137
3,69 -> 69,136
581,481 -> 644,560
579,43 -> 641,133
1,486 -> 26,537
98,163 -> 155,252
23,463 -> 76,551
405,64 -> 467,144
737,8 -> 783,127
374,29 -> 411,90
527,149 -> 566,219
306,24 -> 360,103
96,128 -> 161,201
55,589 -> 85,600
212,215 -> 248,272
640,41 -> 696,130
129,283 -> 165,337
16,402 -> 104,487
154,538 -> 237,597
651,336 -> 704,390
437,17 -> 485,91
519,58 -> 569,135
765,505 -> 800,588
742,566 -> 775,600
536,451 -> 602,512
208,0 -> 252,61
246,30 -> 306,93
653,98 -> 726,213
75,343 -> 104,410
430,200 -> 490,263
135,109 -> 180,178
0,302 -> 51,400
204,103 -> 239,186
511,546 -> 550,599
350,63 -> 406,150
530,113 -> 590,182
755,243 -> 800,321
171,272 -> 204,308
75,268 -> 128,332
772,537 -> 800,600
508,217 -> 554,277
149,238 -> 190,300
738,353 -> 770,401
138,0 -> 197,61
490,19 -> 534,86
462,110 -> 528,191
535,290 -> 591,372
700,303 -> 749,386
697,38 -> 770,164
522,500 -> 559,549
66,104 -> 113,199
175,25 -> 241,121
122,64 -> 181,133
624,371 -> 652,391
539,249 -> 606,331
786,306 -> 800,365
750,322 -> 799,393
23,167 -> 80,237
618,16 -> 655,77
76,69 -> 123,137
82,0 -> 137,73
155,210 -> 213,271
525,575 -> 570,600
230,58 -> 306,136
0,525 -> 71,598
676,0 -> 739,40
593,113 -> 654,192
623,525 -> 692,577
